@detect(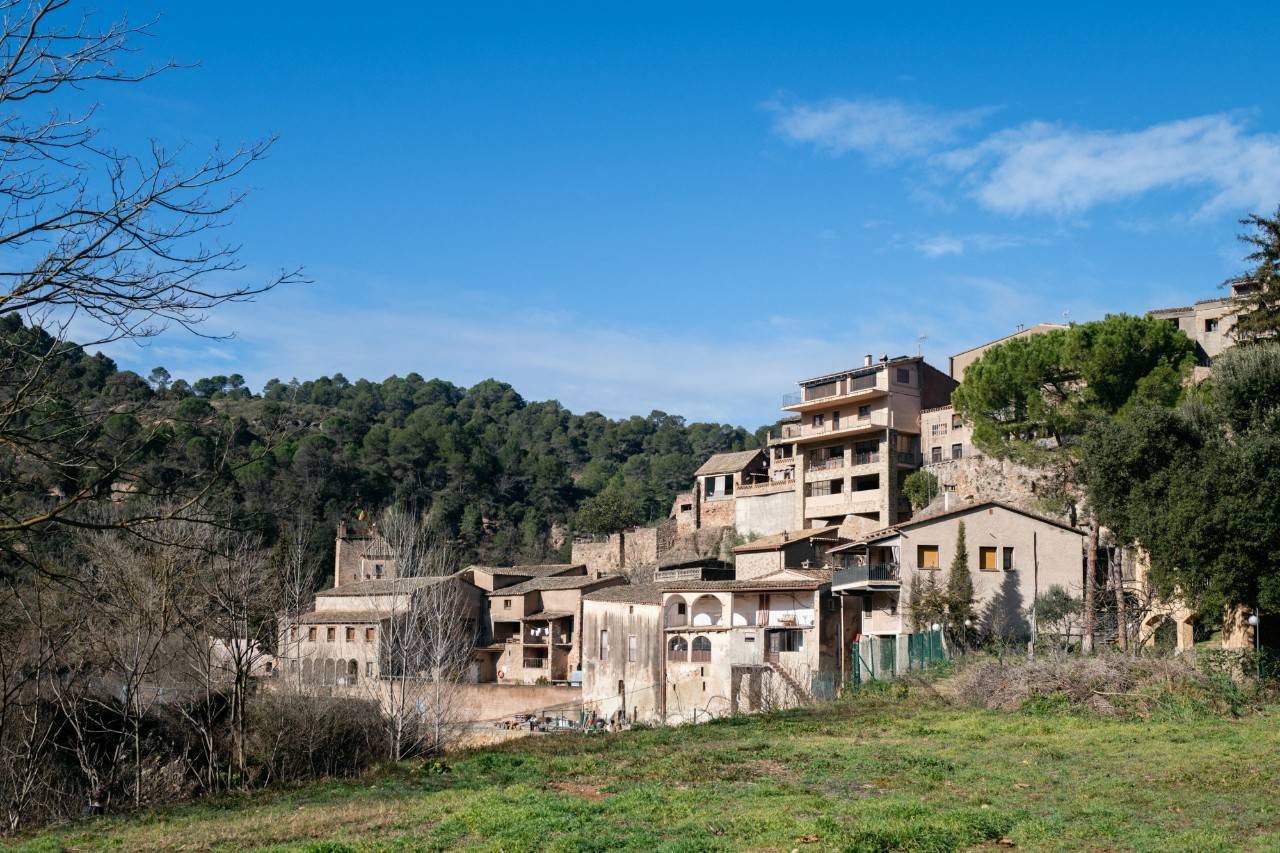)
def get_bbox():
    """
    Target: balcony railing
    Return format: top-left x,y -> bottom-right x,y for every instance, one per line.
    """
833,563 -> 902,589
690,649 -> 711,663
855,451 -> 880,466
807,456 -> 844,471
523,658 -> 547,669
784,374 -> 882,408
